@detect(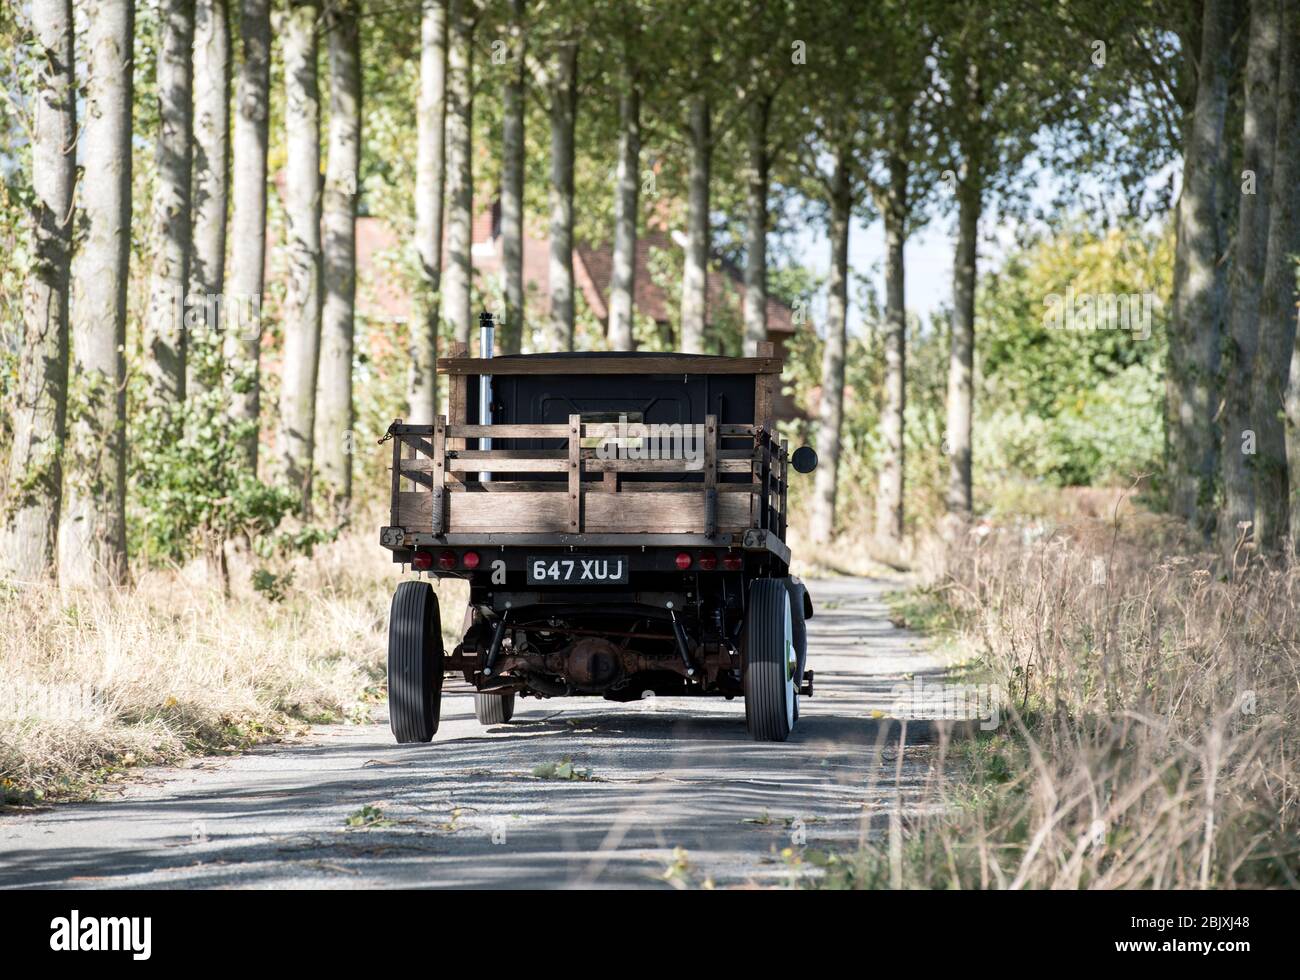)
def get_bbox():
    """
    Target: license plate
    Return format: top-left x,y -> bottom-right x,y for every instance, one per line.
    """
527,555 -> 629,585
